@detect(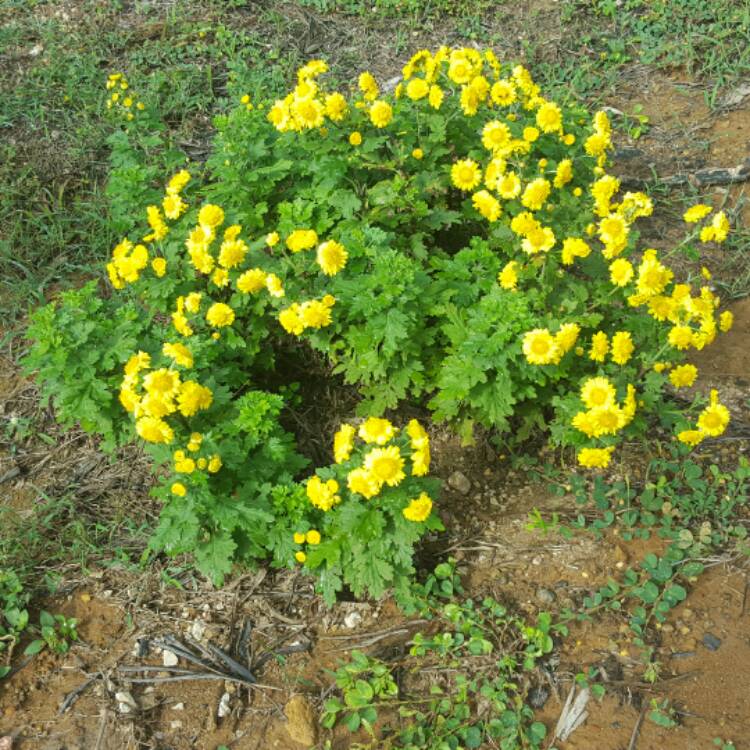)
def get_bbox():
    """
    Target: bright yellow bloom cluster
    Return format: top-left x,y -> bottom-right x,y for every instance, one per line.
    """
306,475 -> 341,511
577,446 -> 615,469
292,528 -> 322,564
522,324 -> 580,365
334,424 -> 356,463
327,418 -> 432,506
572,377 -> 636,440
107,239 -> 148,289
268,60 -> 350,132
359,417 -> 397,445
699,210 -> 730,243
172,444 -> 221,477
278,296 -> 335,336
286,228 -> 318,252
498,260 -> 519,290
119,352 -> 213,445
105,72 -> 144,120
